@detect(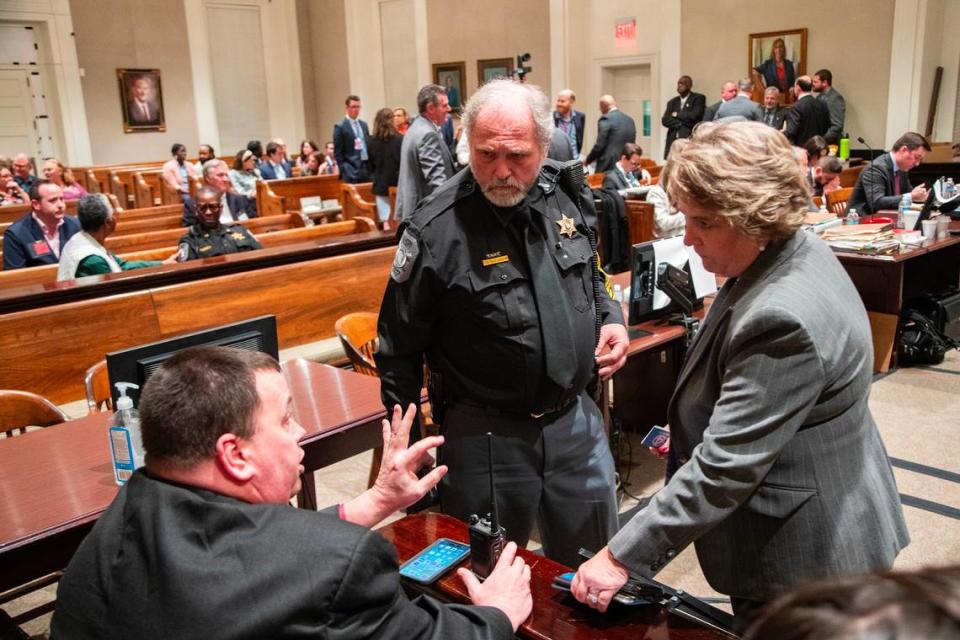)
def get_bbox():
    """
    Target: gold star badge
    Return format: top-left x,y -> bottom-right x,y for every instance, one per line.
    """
556,215 -> 577,238
230,232 -> 246,241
